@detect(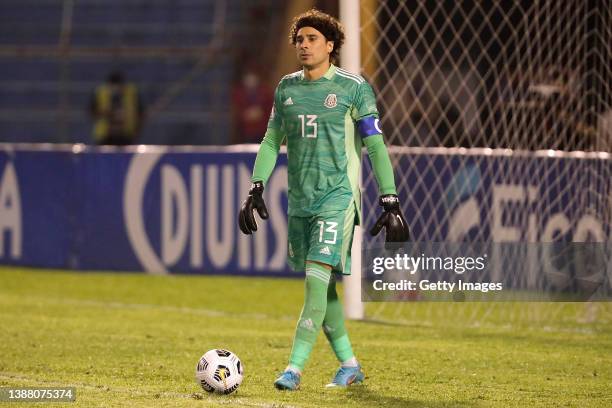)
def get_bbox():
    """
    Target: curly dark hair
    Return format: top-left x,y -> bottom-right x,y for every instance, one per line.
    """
289,9 -> 345,64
